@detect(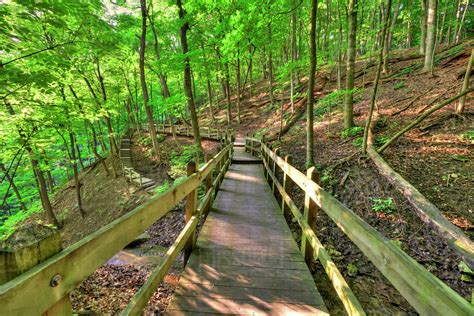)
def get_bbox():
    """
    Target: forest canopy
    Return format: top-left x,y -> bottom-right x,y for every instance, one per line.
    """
0,0 -> 472,237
